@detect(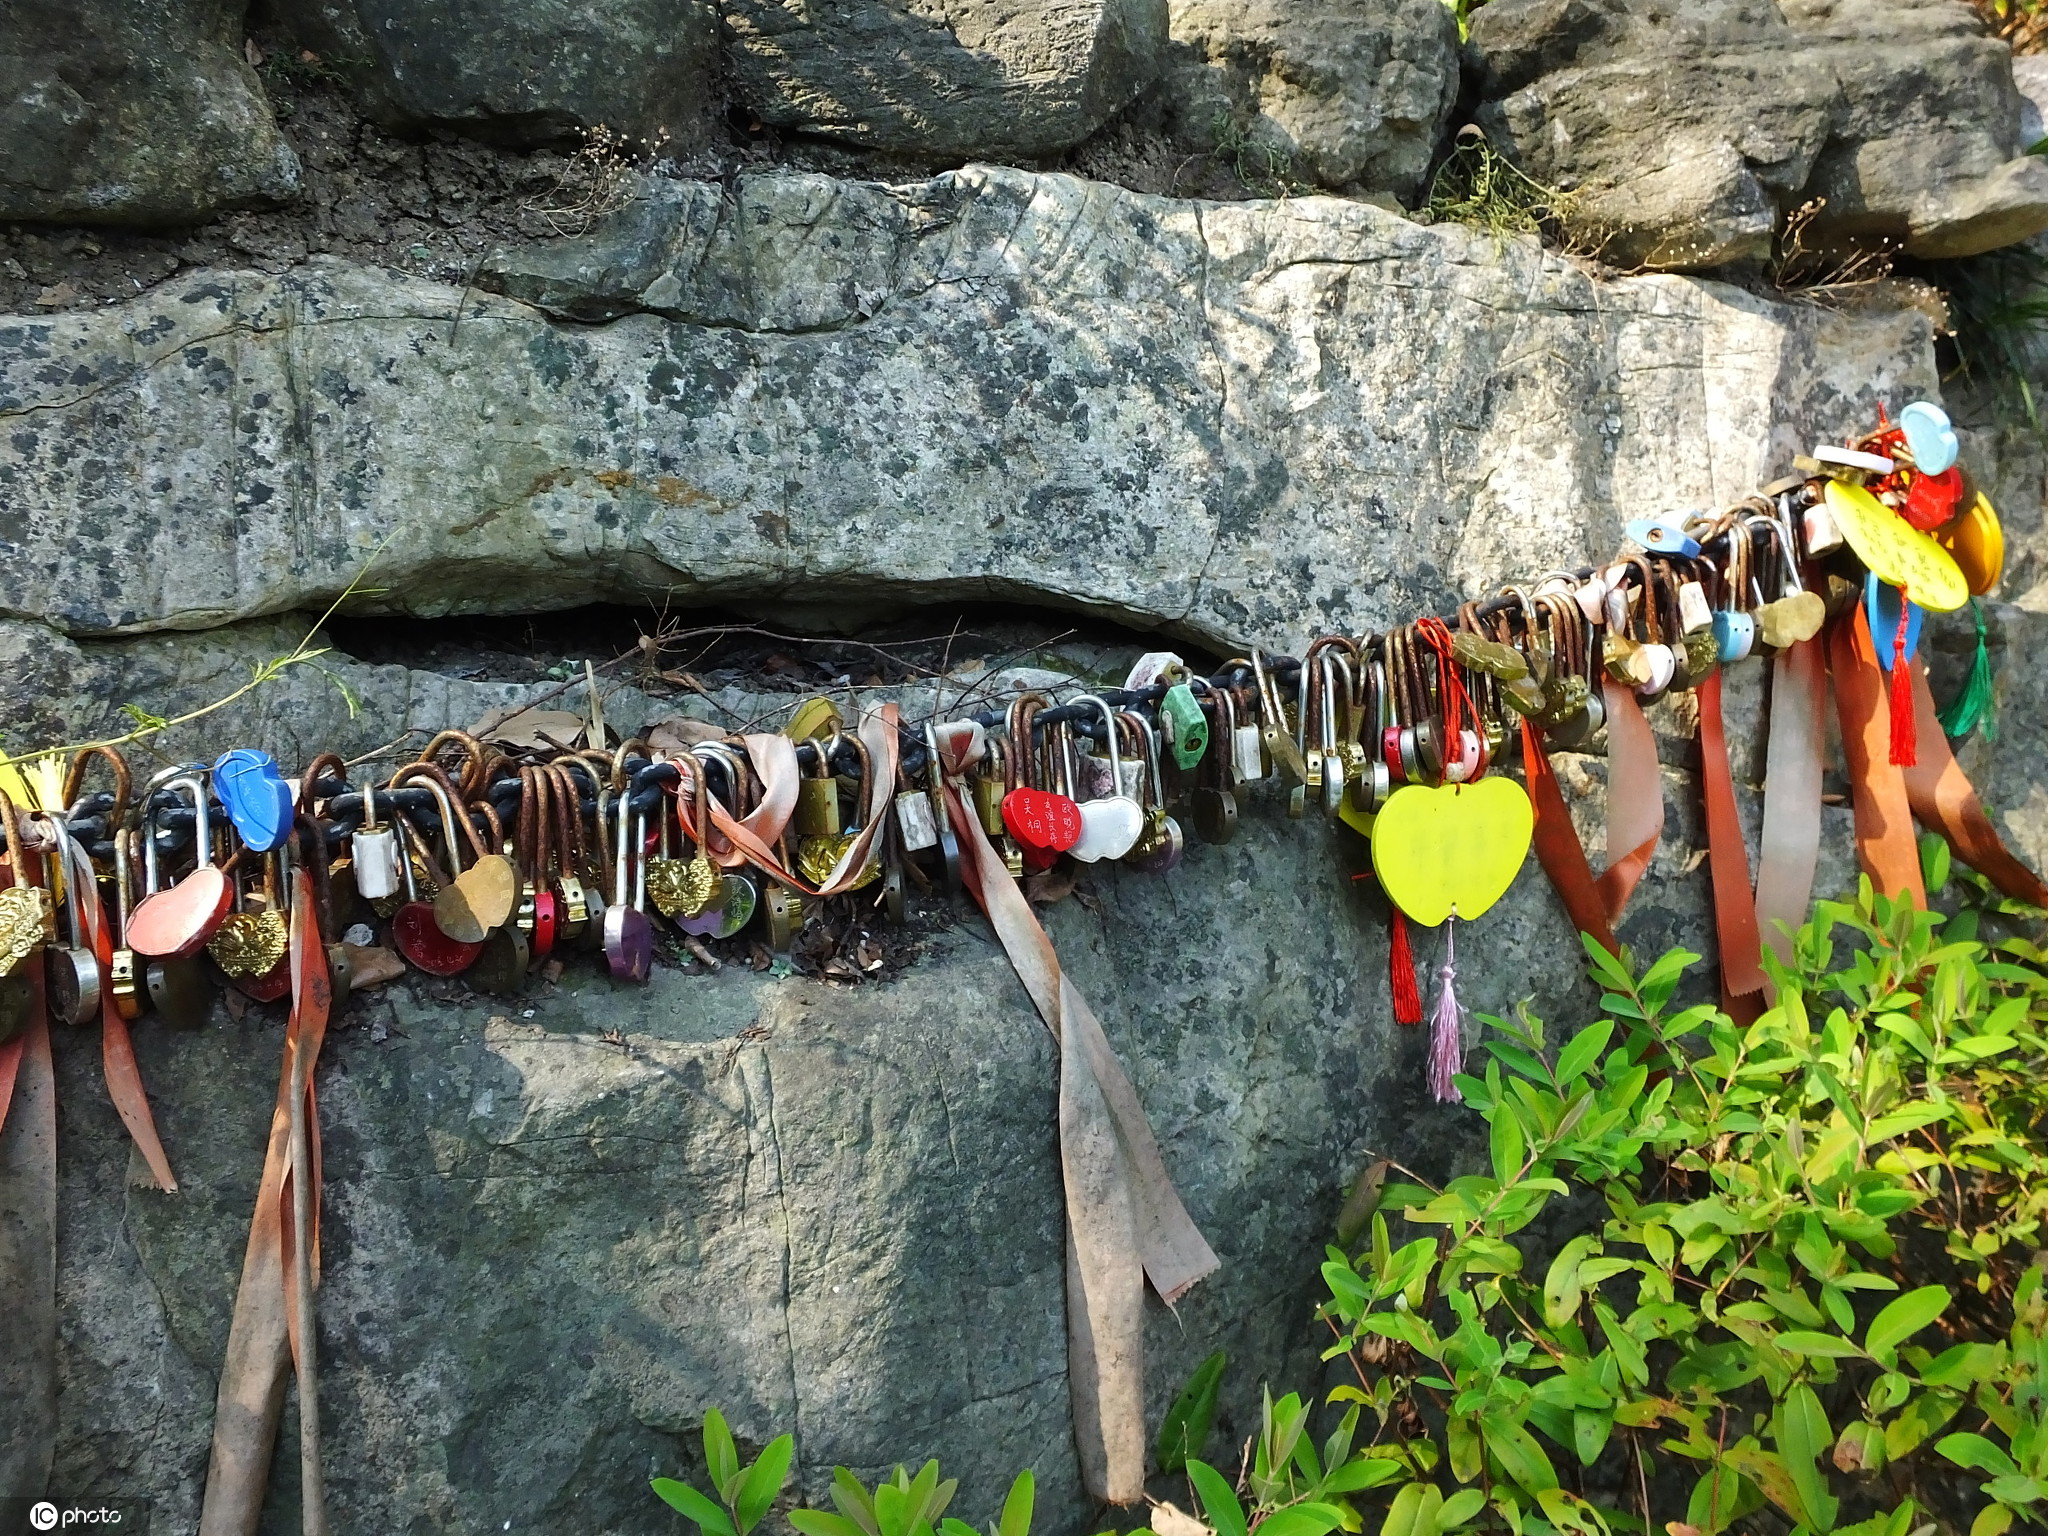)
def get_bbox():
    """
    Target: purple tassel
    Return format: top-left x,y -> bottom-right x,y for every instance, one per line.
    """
1428,918 -> 1467,1104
